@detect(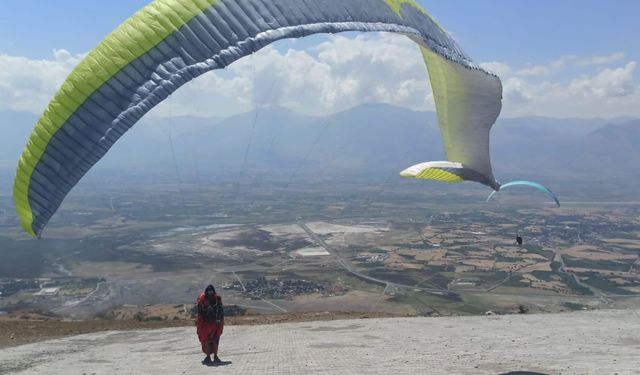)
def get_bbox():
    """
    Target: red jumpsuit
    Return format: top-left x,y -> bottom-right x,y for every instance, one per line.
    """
196,292 -> 224,353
